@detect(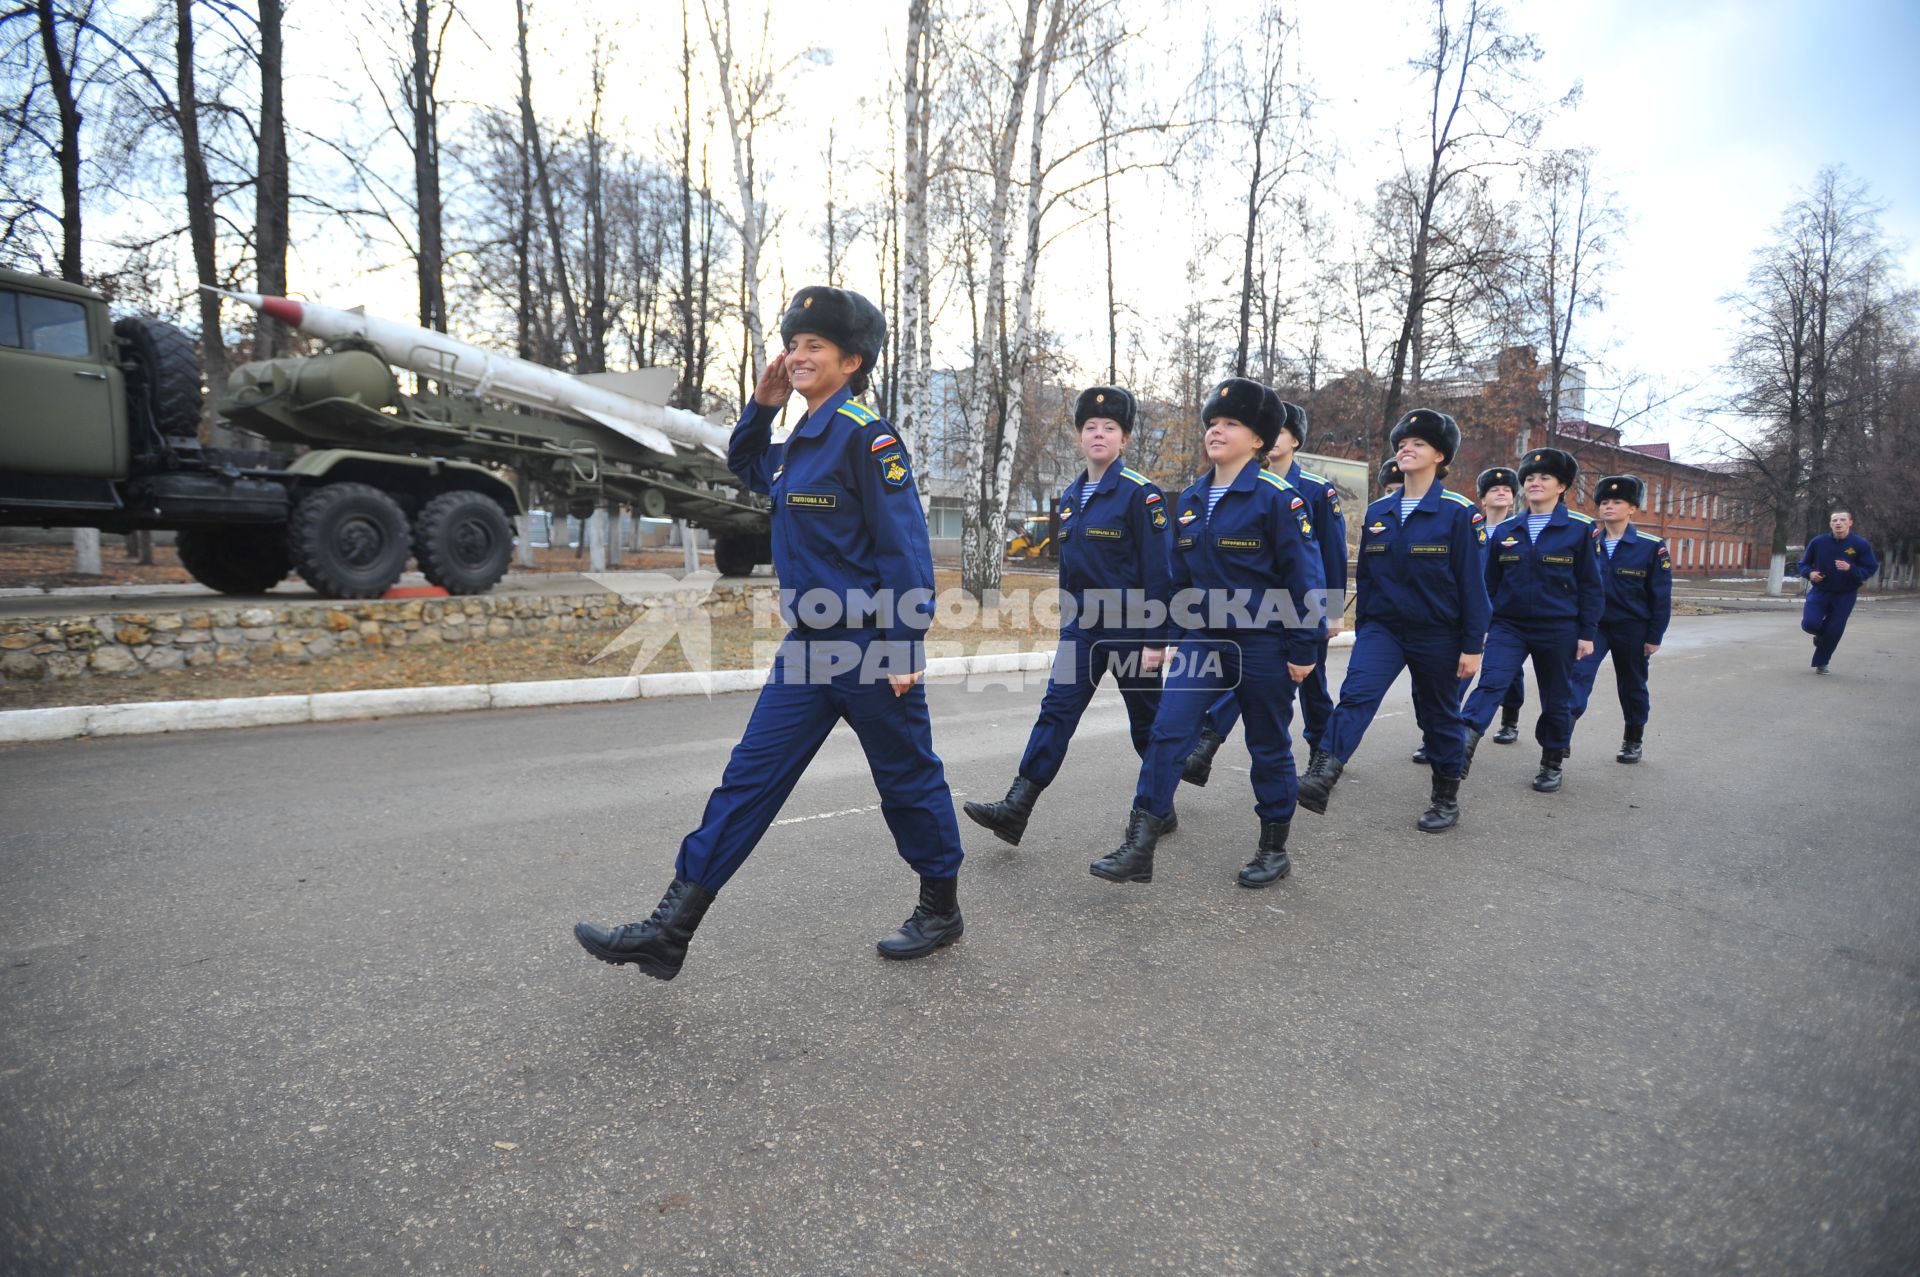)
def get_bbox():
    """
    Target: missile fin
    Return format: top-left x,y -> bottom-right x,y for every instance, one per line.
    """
575,368 -> 678,404
576,407 -> 678,457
